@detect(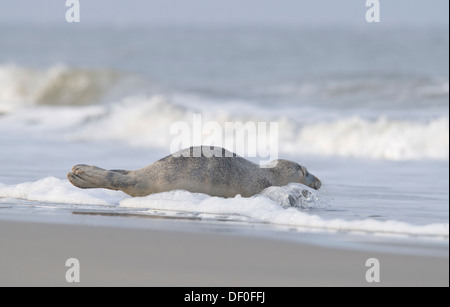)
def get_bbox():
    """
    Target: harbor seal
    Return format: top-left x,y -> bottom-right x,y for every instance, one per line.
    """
67,146 -> 321,198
